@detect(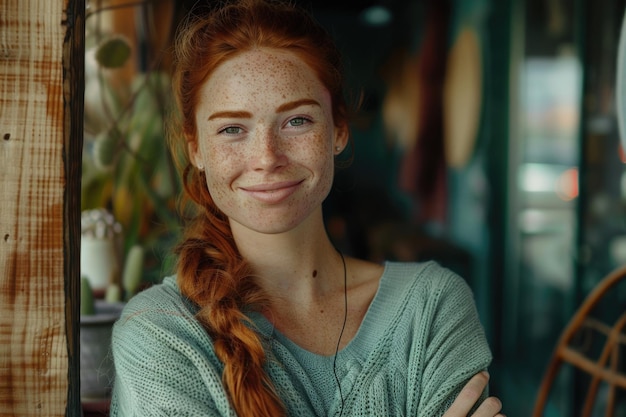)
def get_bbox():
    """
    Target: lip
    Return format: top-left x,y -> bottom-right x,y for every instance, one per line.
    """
240,180 -> 303,203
